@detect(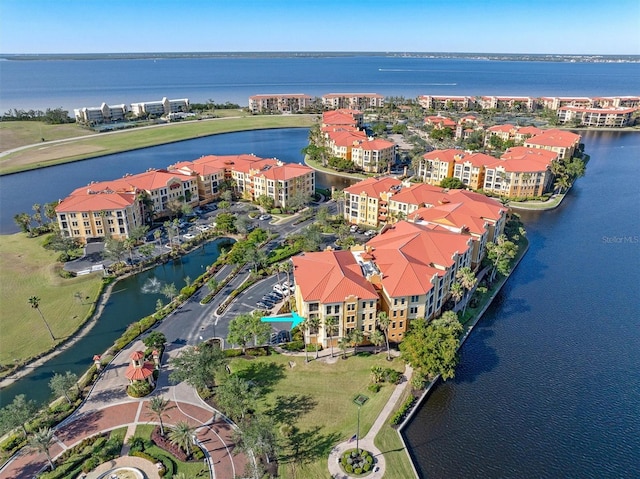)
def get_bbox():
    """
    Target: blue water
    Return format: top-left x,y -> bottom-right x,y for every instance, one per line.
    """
403,130 -> 640,478
0,238 -> 230,407
1,56 -> 639,476
1,56 -> 638,112
0,128 -> 312,234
